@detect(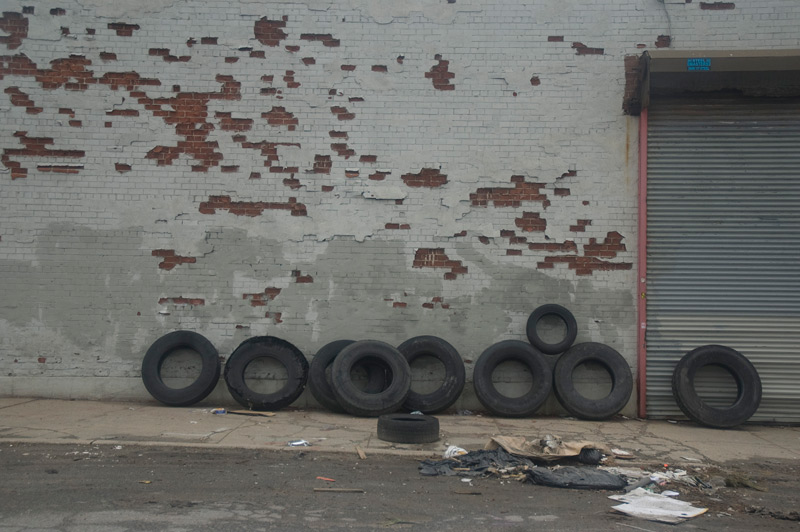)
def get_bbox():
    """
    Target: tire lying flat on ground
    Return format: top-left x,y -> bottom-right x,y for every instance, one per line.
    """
672,344 -> 762,429
308,340 -> 388,413
525,304 -> 578,355
141,330 -> 221,407
472,340 -> 552,418
330,340 -> 411,417
377,413 -> 440,444
398,335 -> 465,414
553,342 -> 632,421
224,336 -> 308,411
